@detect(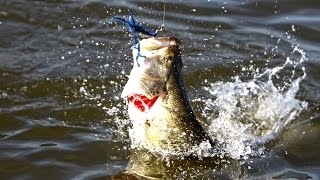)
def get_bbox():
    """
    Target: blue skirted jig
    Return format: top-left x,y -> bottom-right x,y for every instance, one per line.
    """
112,13 -> 157,45
112,13 -> 158,66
